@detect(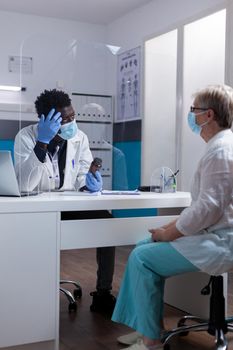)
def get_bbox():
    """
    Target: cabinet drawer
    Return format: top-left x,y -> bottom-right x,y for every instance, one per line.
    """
60,215 -> 177,249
